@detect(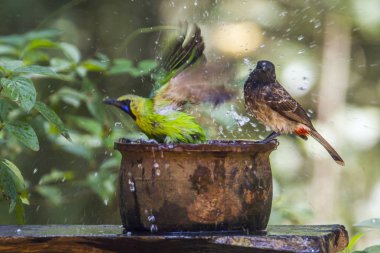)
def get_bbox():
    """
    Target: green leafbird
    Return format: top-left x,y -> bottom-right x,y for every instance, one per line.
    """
104,23 -> 234,144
